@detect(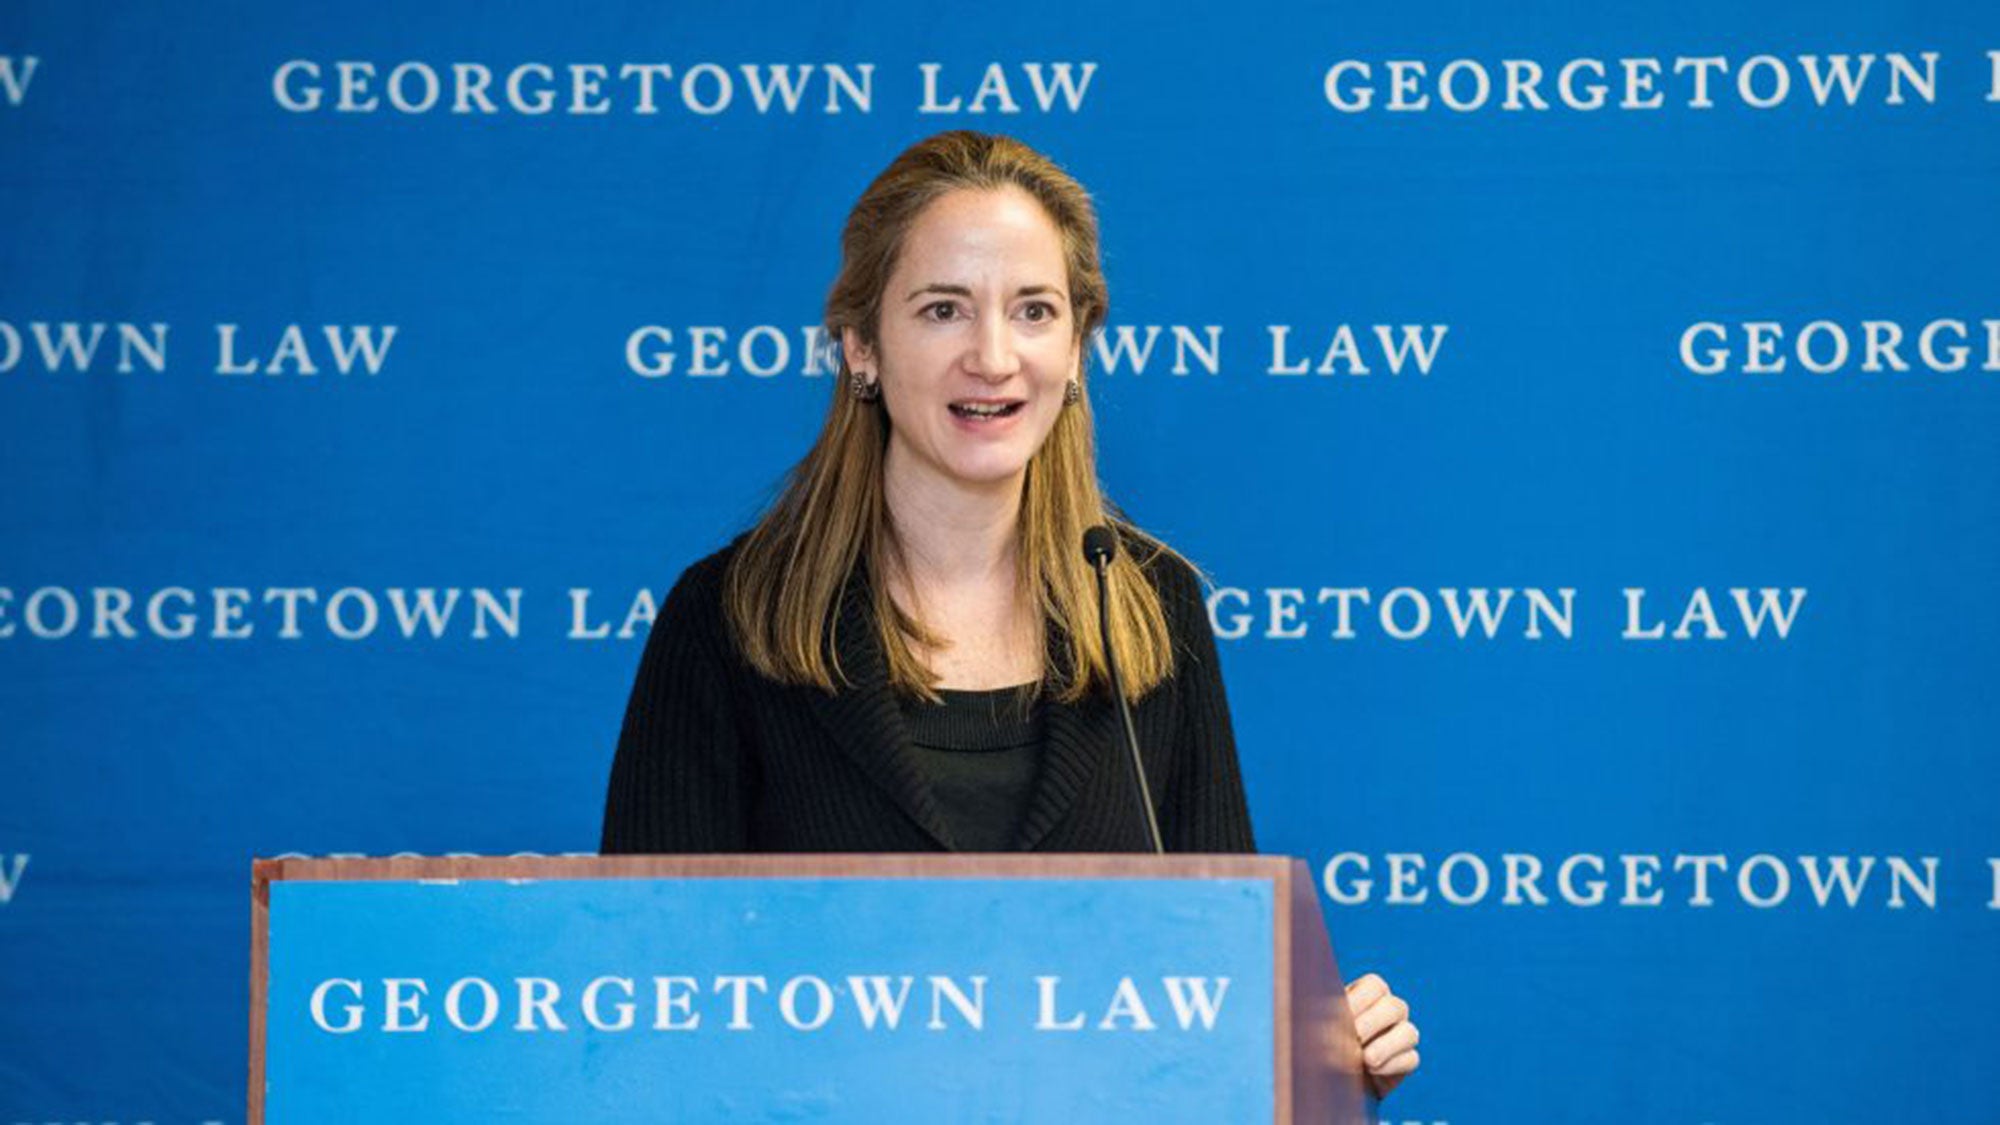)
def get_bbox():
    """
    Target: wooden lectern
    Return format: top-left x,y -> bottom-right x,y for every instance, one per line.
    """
251,854 -> 1374,1123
